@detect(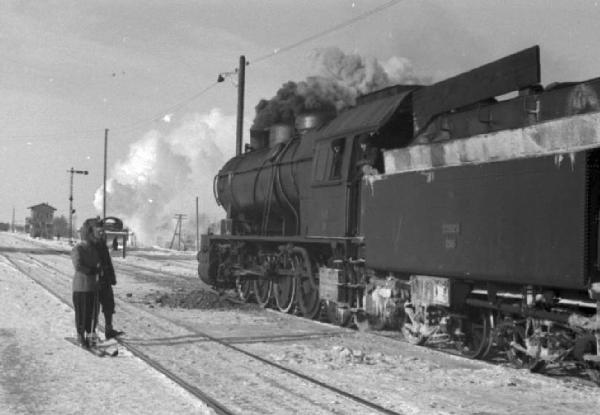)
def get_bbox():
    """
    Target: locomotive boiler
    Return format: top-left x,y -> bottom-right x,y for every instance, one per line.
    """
198,45 -> 600,381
